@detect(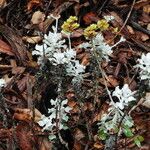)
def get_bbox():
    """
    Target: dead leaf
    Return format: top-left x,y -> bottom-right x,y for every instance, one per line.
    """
71,29 -> 83,38
38,138 -> 52,150
27,0 -> 42,11
0,0 -> 6,8
18,75 -> 35,94
110,11 -> 123,26
143,4 -> 150,13
31,11 -> 45,25
93,142 -> 104,149
12,67 -> 25,74
141,33 -> 149,41
0,39 -> 14,56
99,75 -> 119,88
68,100 -> 80,114
14,108 -> 42,122
16,123 -> 35,150
74,128 -> 85,141
135,31 -> 149,41
124,77 -> 137,91
0,24 -> 31,66
134,0 -> 149,10
83,12 -> 99,25
81,54 -> 90,66
92,103 -> 109,123
141,92 -> 150,108
127,25 -> 135,34
73,140 -> 82,150
22,36 -> 42,44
